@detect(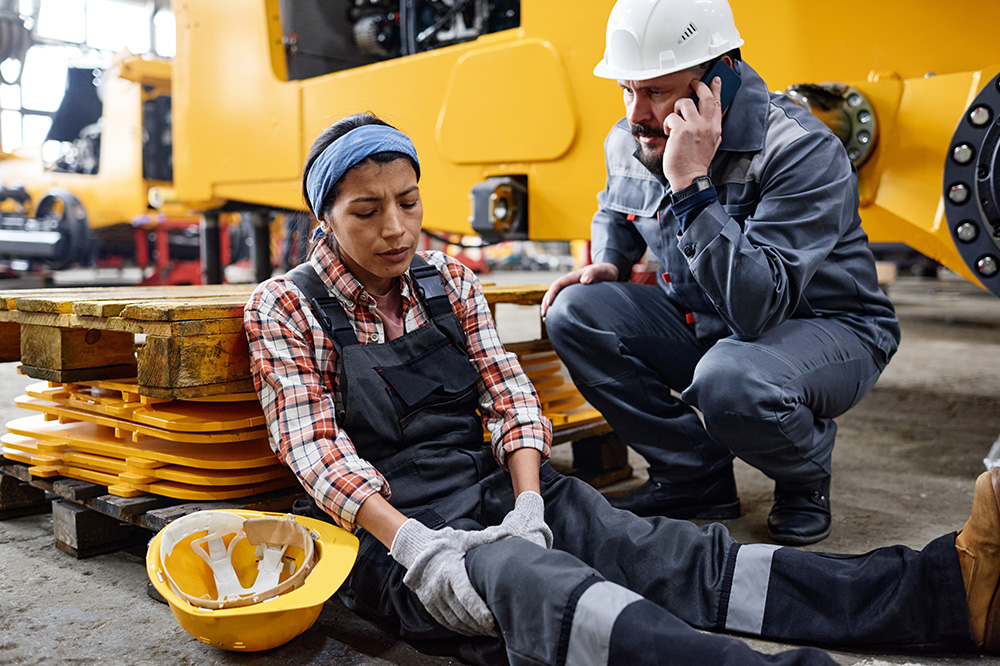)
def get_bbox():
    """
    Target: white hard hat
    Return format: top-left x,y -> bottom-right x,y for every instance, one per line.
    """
594,0 -> 745,81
